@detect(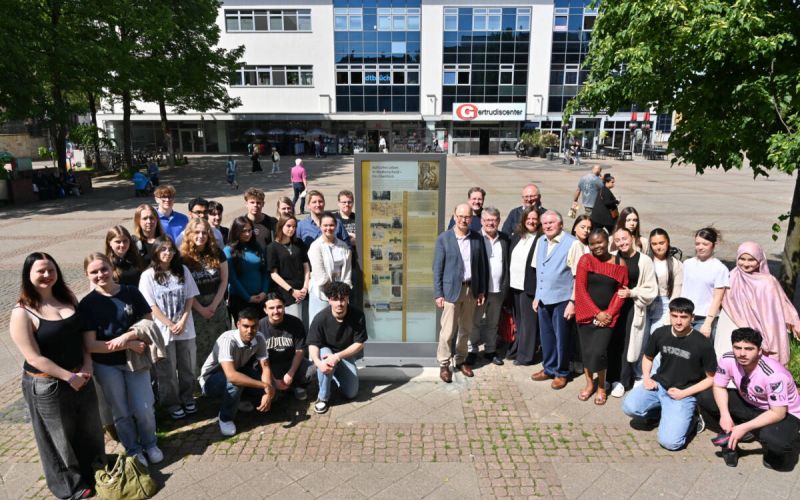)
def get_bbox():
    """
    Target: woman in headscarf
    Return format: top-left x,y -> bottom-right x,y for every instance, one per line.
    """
716,241 -> 800,365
